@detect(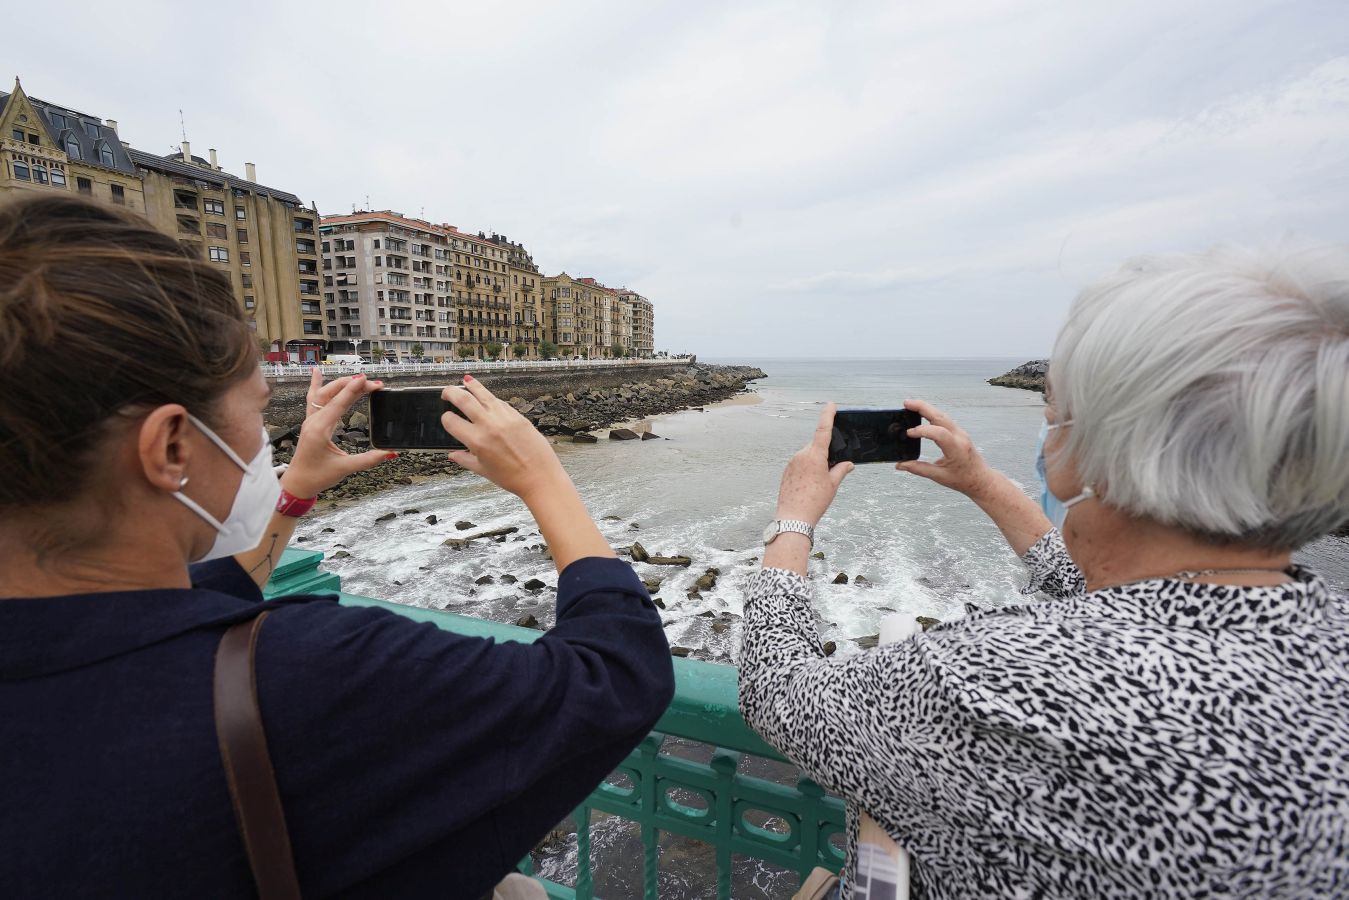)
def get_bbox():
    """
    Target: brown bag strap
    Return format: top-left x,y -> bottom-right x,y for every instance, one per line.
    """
214,610 -> 303,900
